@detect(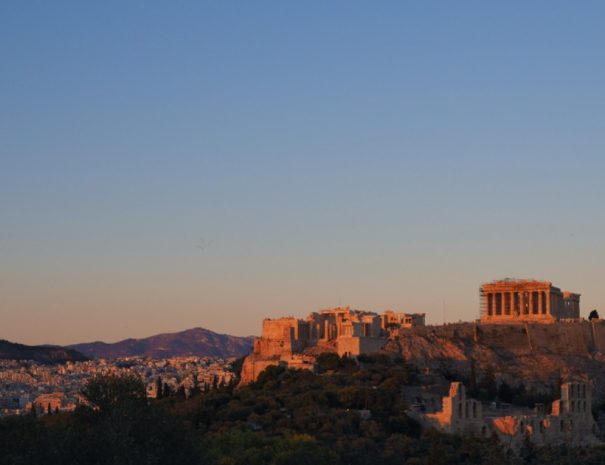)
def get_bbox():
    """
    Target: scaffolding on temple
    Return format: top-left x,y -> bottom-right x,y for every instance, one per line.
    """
479,286 -> 486,321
